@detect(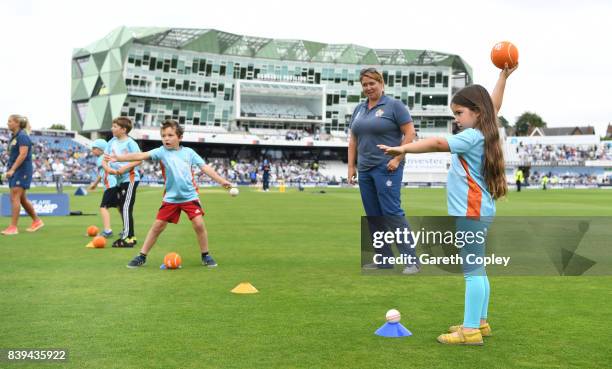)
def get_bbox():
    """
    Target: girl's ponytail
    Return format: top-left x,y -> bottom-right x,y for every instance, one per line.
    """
9,114 -> 31,134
